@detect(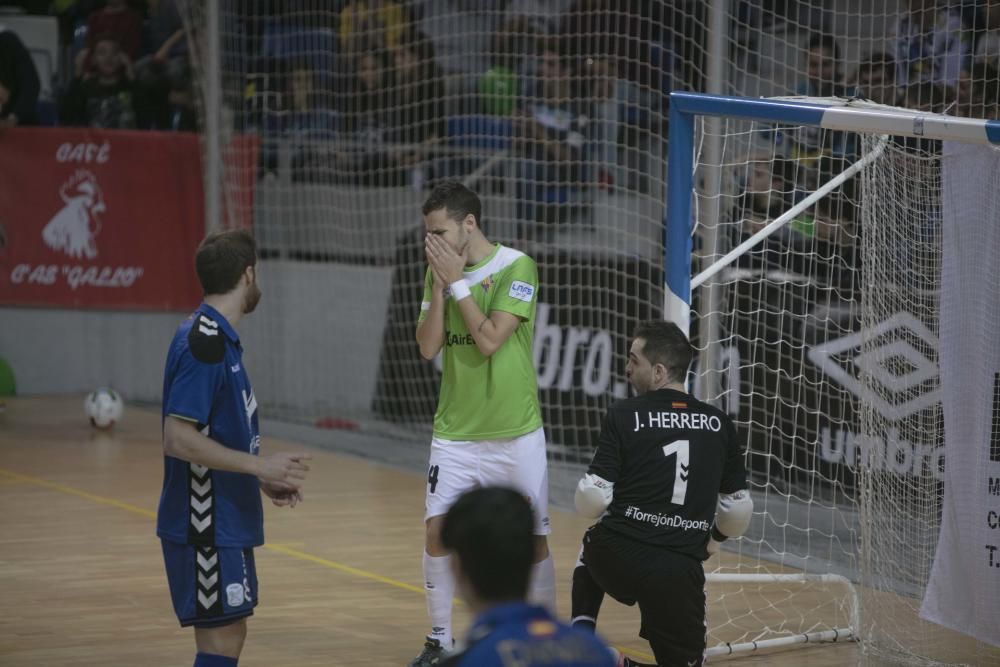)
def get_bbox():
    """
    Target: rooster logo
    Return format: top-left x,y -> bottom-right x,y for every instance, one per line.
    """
42,170 -> 105,259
